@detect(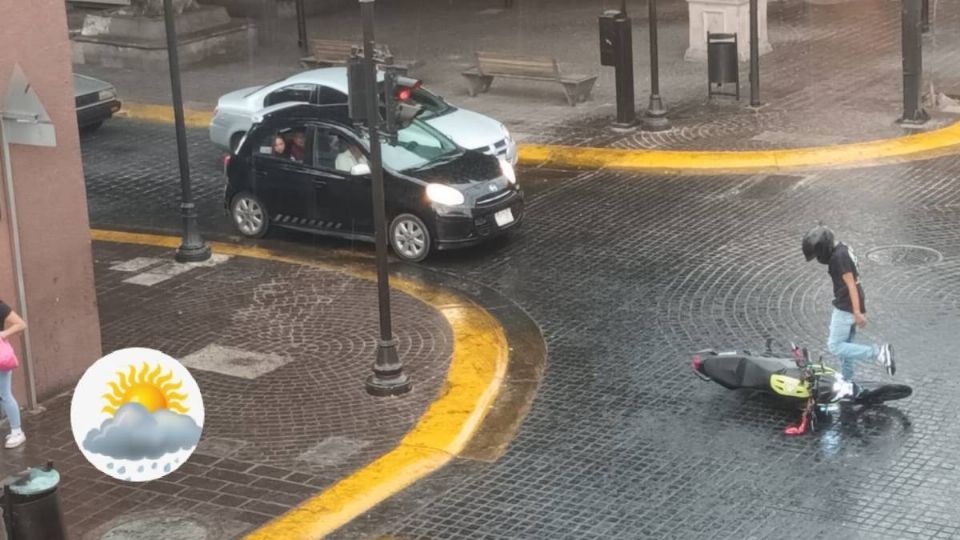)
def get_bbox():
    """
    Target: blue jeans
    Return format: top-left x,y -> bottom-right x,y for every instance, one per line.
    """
0,370 -> 20,430
827,308 -> 879,380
